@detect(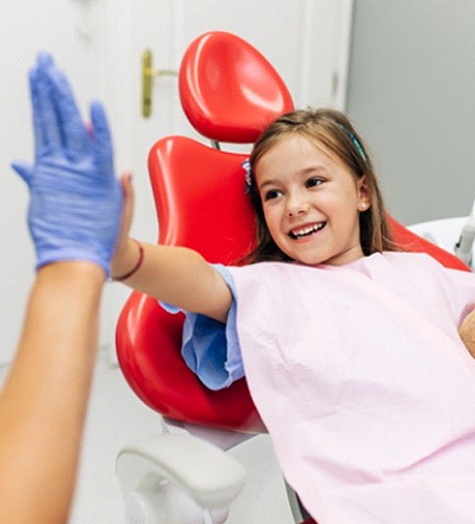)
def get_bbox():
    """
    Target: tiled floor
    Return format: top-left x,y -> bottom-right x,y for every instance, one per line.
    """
5,350 -> 293,523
